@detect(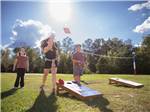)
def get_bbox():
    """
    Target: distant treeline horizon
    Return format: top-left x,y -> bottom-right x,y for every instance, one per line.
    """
1,34 -> 150,74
